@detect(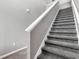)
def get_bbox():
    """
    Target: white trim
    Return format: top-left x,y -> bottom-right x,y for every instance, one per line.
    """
71,0 -> 79,45
26,32 -> 31,59
34,4 -> 59,59
0,46 -> 27,59
25,0 -> 59,32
